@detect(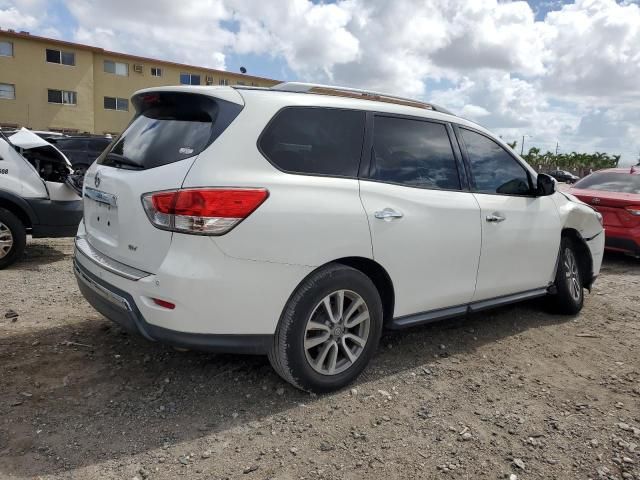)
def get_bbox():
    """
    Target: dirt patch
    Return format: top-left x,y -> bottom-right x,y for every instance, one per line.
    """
1,238 -> 638,479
